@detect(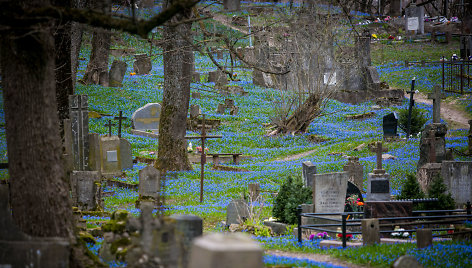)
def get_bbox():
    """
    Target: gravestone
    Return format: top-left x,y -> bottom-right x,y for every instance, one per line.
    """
368,142 -> 391,201
109,60 -> 127,87
138,165 -> 160,200
441,161 -> 472,206
417,229 -> 433,248
170,214 -> 203,268
190,104 -> 201,118
192,72 -> 201,83
208,70 -> 228,85
364,201 -> 413,218
70,171 -> 101,211
230,106 -> 239,116
248,183 -> 260,201
188,233 -> 263,268
120,138 -> 133,170
460,35 -> 472,60
389,0 -> 402,16
361,219 -> 380,245
312,172 -> 348,213
131,103 -> 161,131
383,112 -> 398,138
302,161 -> 317,188
418,123 -> 449,169
417,129 -> 442,192
223,0 -> 241,12
343,157 -> 363,189
88,133 -> 101,175
392,255 -> 423,268
0,185 -> 70,267
226,199 -> 249,225
133,54 -> 152,75
216,103 -> 226,114
69,95 -> 89,171
100,136 -> 122,178
366,66 -> 381,91
405,3 -> 424,35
